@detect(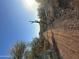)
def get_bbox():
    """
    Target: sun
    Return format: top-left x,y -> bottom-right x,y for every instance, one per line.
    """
22,0 -> 39,10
